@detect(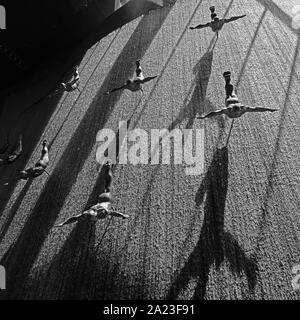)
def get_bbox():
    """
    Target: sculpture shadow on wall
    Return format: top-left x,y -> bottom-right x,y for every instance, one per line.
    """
167,147 -> 258,299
